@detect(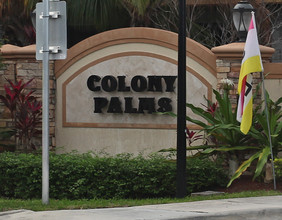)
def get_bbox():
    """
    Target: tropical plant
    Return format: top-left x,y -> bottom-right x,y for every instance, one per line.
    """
6,0 -> 131,47
162,77 -> 282,186
0,0 -> 36,45
253,92 -> 282,157
66,0 -> 129,32
186,87 -> 282,186
185,85 -> 255,151
0,78 -> 42,151
228,92 -> 282,186
160,81 -> 256,159
185,127 -> 204,147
